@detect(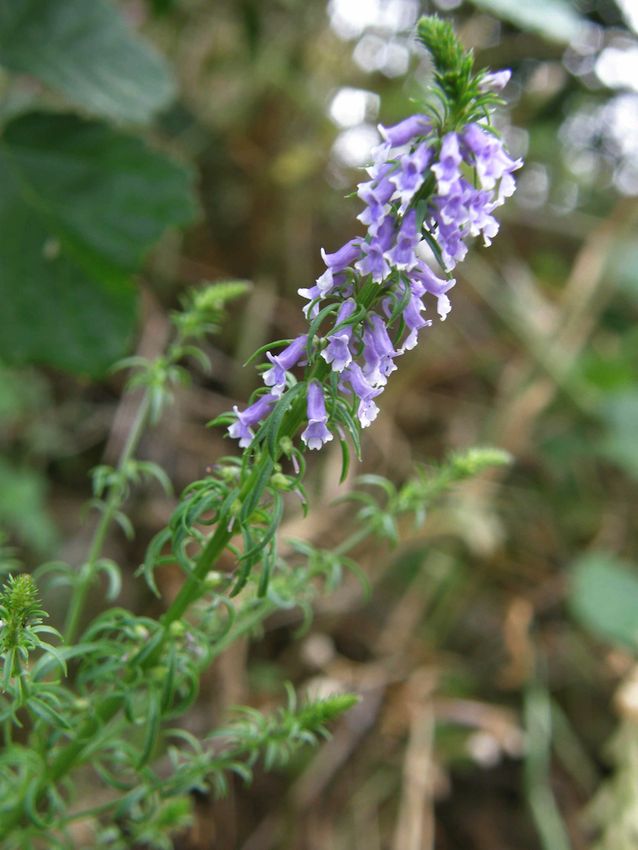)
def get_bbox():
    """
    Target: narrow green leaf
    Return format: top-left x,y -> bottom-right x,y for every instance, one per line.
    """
28,696 -> 72,730
137,689 -> 160,768
339,439 -> 351,484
